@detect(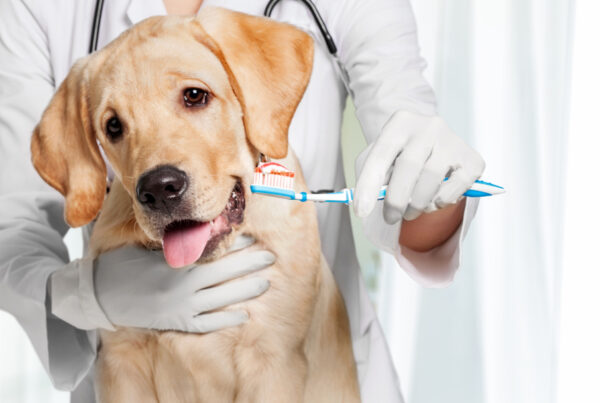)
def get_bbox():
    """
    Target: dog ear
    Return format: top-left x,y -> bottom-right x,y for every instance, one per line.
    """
197,7 -> 314,159
31,60 -> 107,227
